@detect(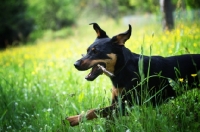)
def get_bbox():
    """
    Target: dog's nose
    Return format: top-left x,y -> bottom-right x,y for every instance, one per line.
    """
74,60 -> 81,69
